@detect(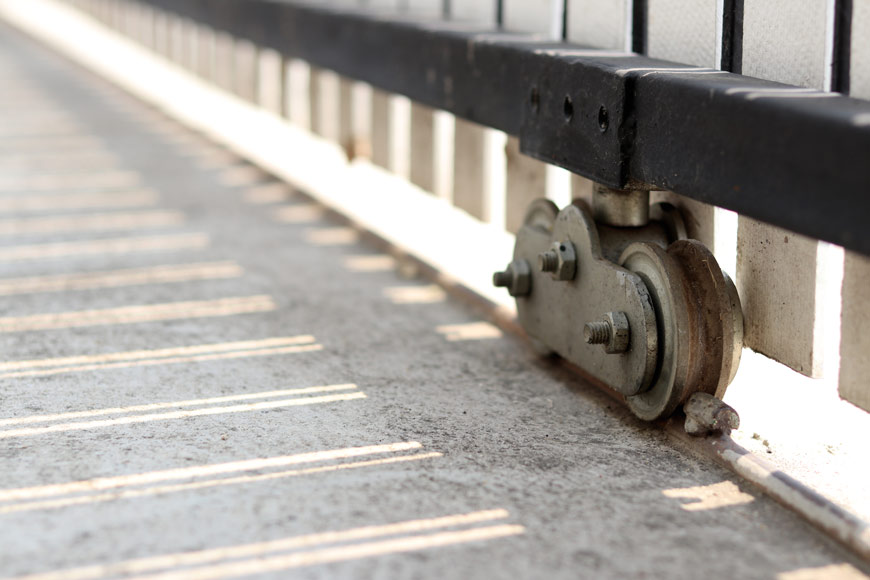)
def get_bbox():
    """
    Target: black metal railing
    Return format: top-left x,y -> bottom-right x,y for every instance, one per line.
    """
141,0 -> 870,256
